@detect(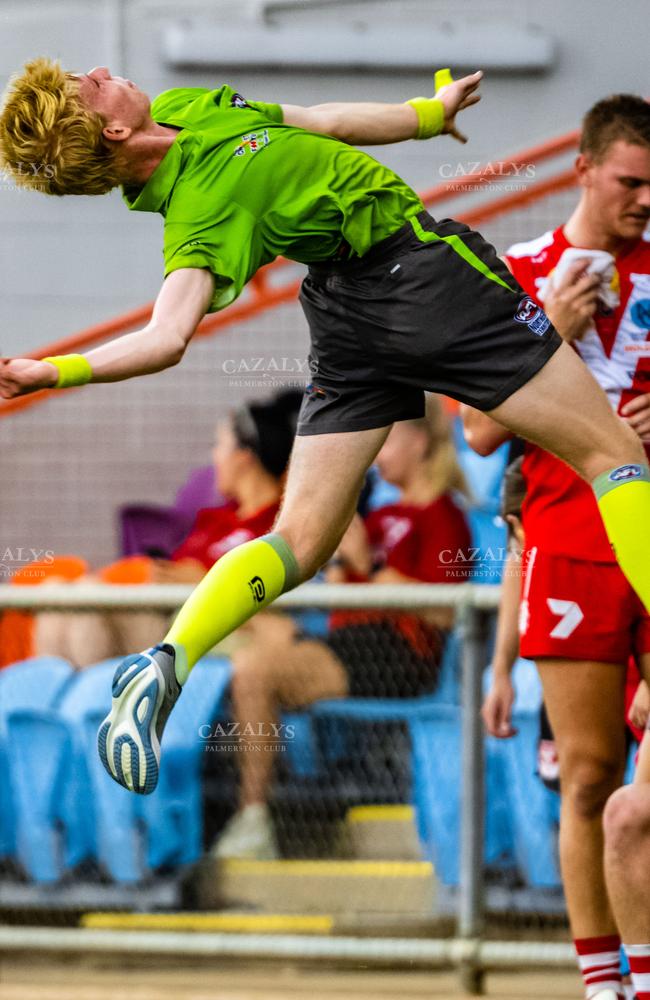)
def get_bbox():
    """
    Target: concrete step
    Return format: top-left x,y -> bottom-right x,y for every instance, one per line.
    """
194,858 -> 436,916
346,805 -> 423,861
